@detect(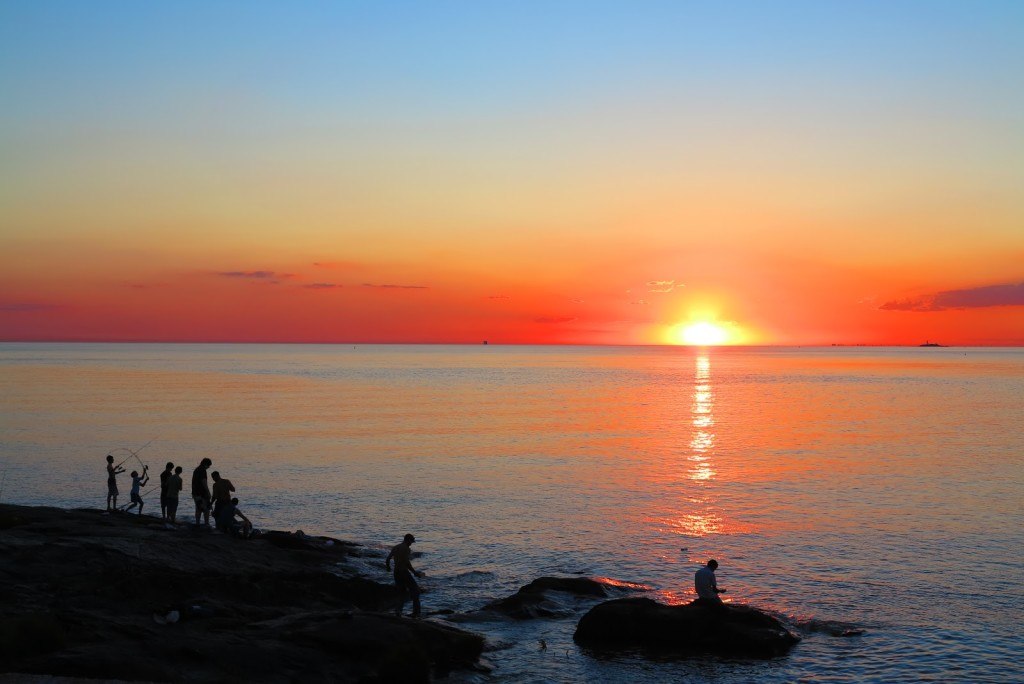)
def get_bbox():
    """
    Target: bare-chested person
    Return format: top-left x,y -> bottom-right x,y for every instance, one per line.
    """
105,454 -> 125,511
385,534 -> 424,618
210,471 -> 235,520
